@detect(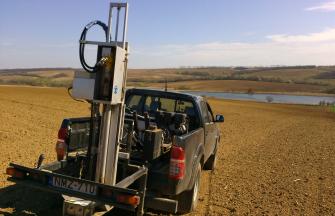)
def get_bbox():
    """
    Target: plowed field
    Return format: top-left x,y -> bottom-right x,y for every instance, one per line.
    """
0,86 -> 334,216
